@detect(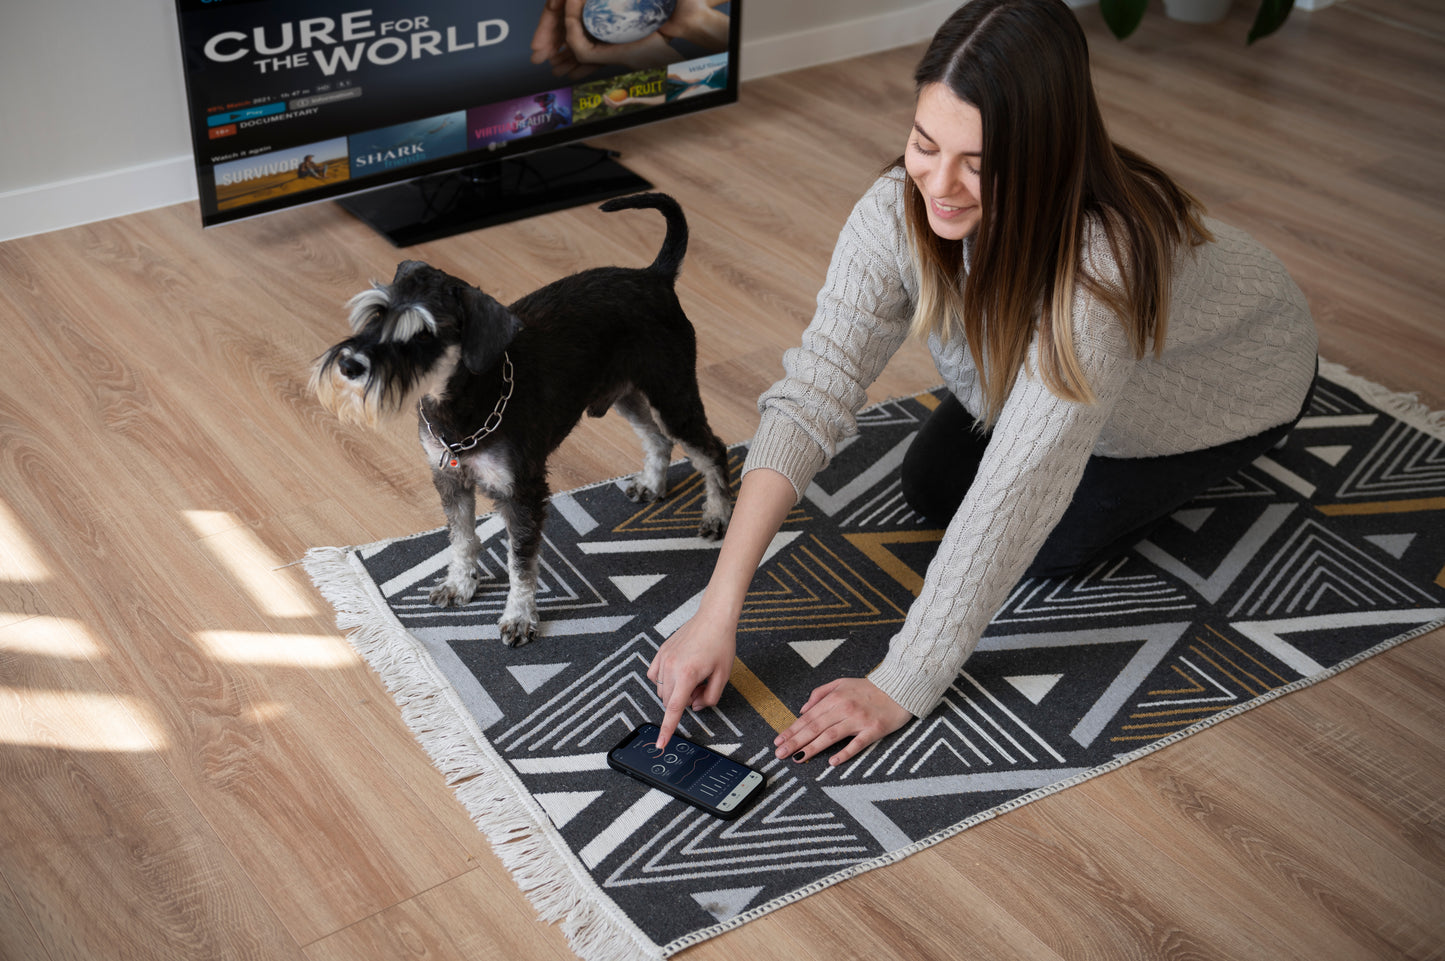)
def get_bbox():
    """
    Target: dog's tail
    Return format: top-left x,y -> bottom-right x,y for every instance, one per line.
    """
599,192 -> 687,279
